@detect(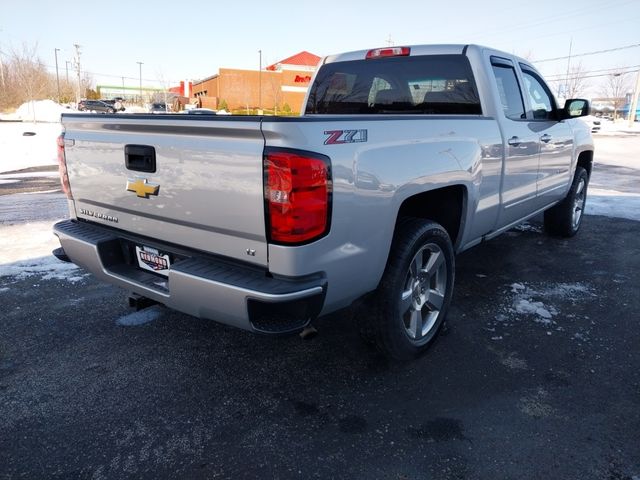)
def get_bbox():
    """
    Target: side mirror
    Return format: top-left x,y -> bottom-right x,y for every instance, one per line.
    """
561,99 -> 589,119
